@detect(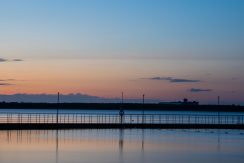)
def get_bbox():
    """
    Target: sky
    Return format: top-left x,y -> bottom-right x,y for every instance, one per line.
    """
0,0 -> 244,104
